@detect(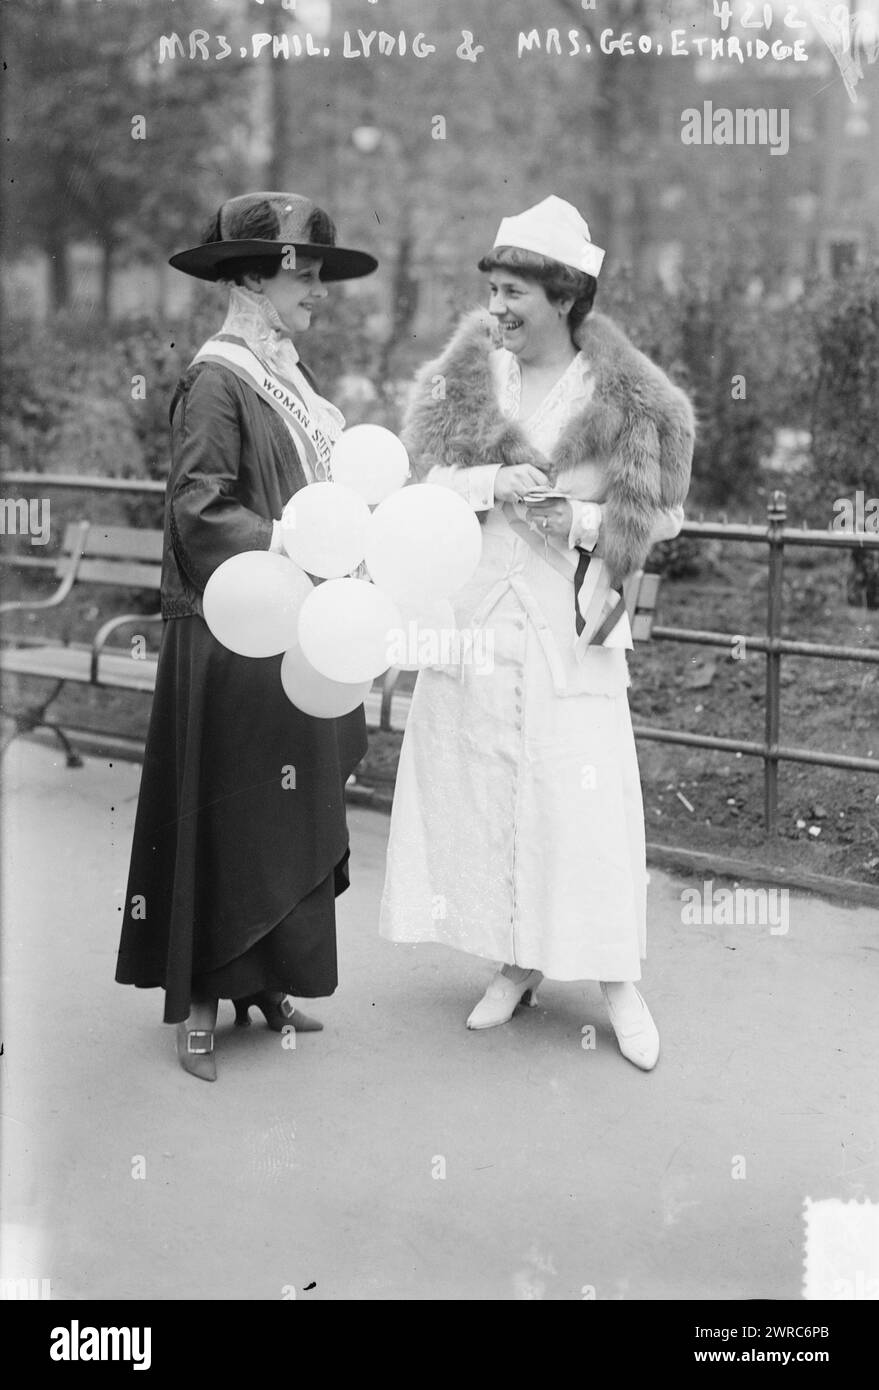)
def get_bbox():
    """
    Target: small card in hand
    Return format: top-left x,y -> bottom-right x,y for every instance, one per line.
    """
520,489 -> 575,503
